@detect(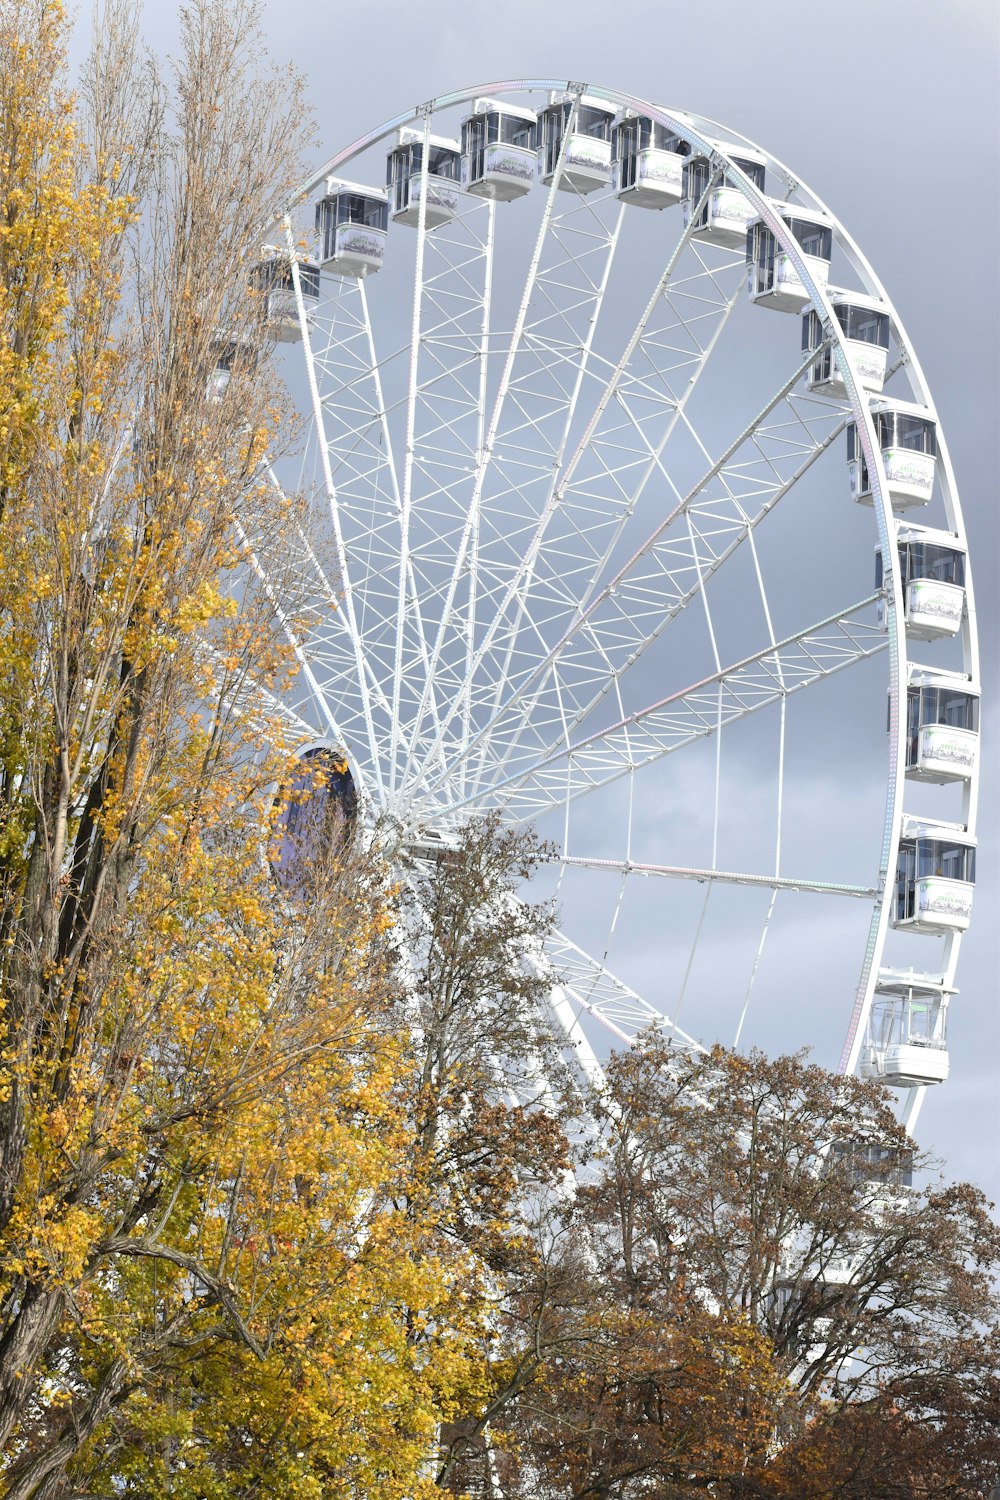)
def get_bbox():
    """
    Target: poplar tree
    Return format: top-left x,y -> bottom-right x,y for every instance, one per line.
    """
0,4 -> 488,1496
